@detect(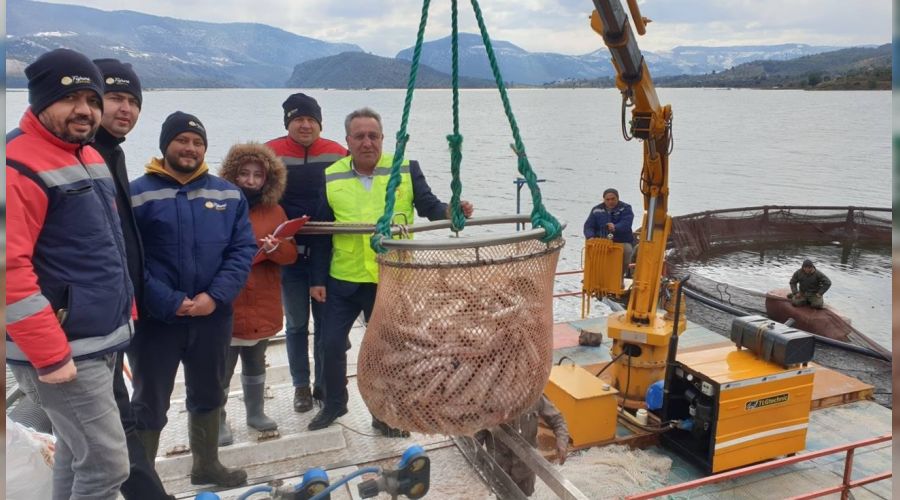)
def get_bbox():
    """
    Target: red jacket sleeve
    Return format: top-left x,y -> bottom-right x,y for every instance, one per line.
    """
6,166 -> 72,372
